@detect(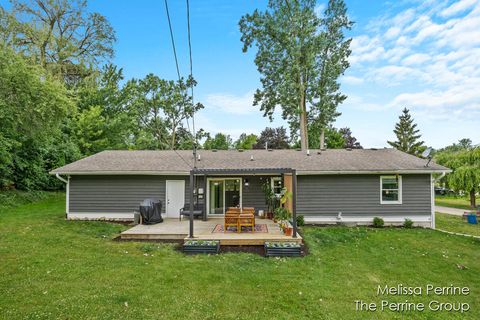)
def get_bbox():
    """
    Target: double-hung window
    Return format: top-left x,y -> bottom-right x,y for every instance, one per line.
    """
380,176 -> 402,204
